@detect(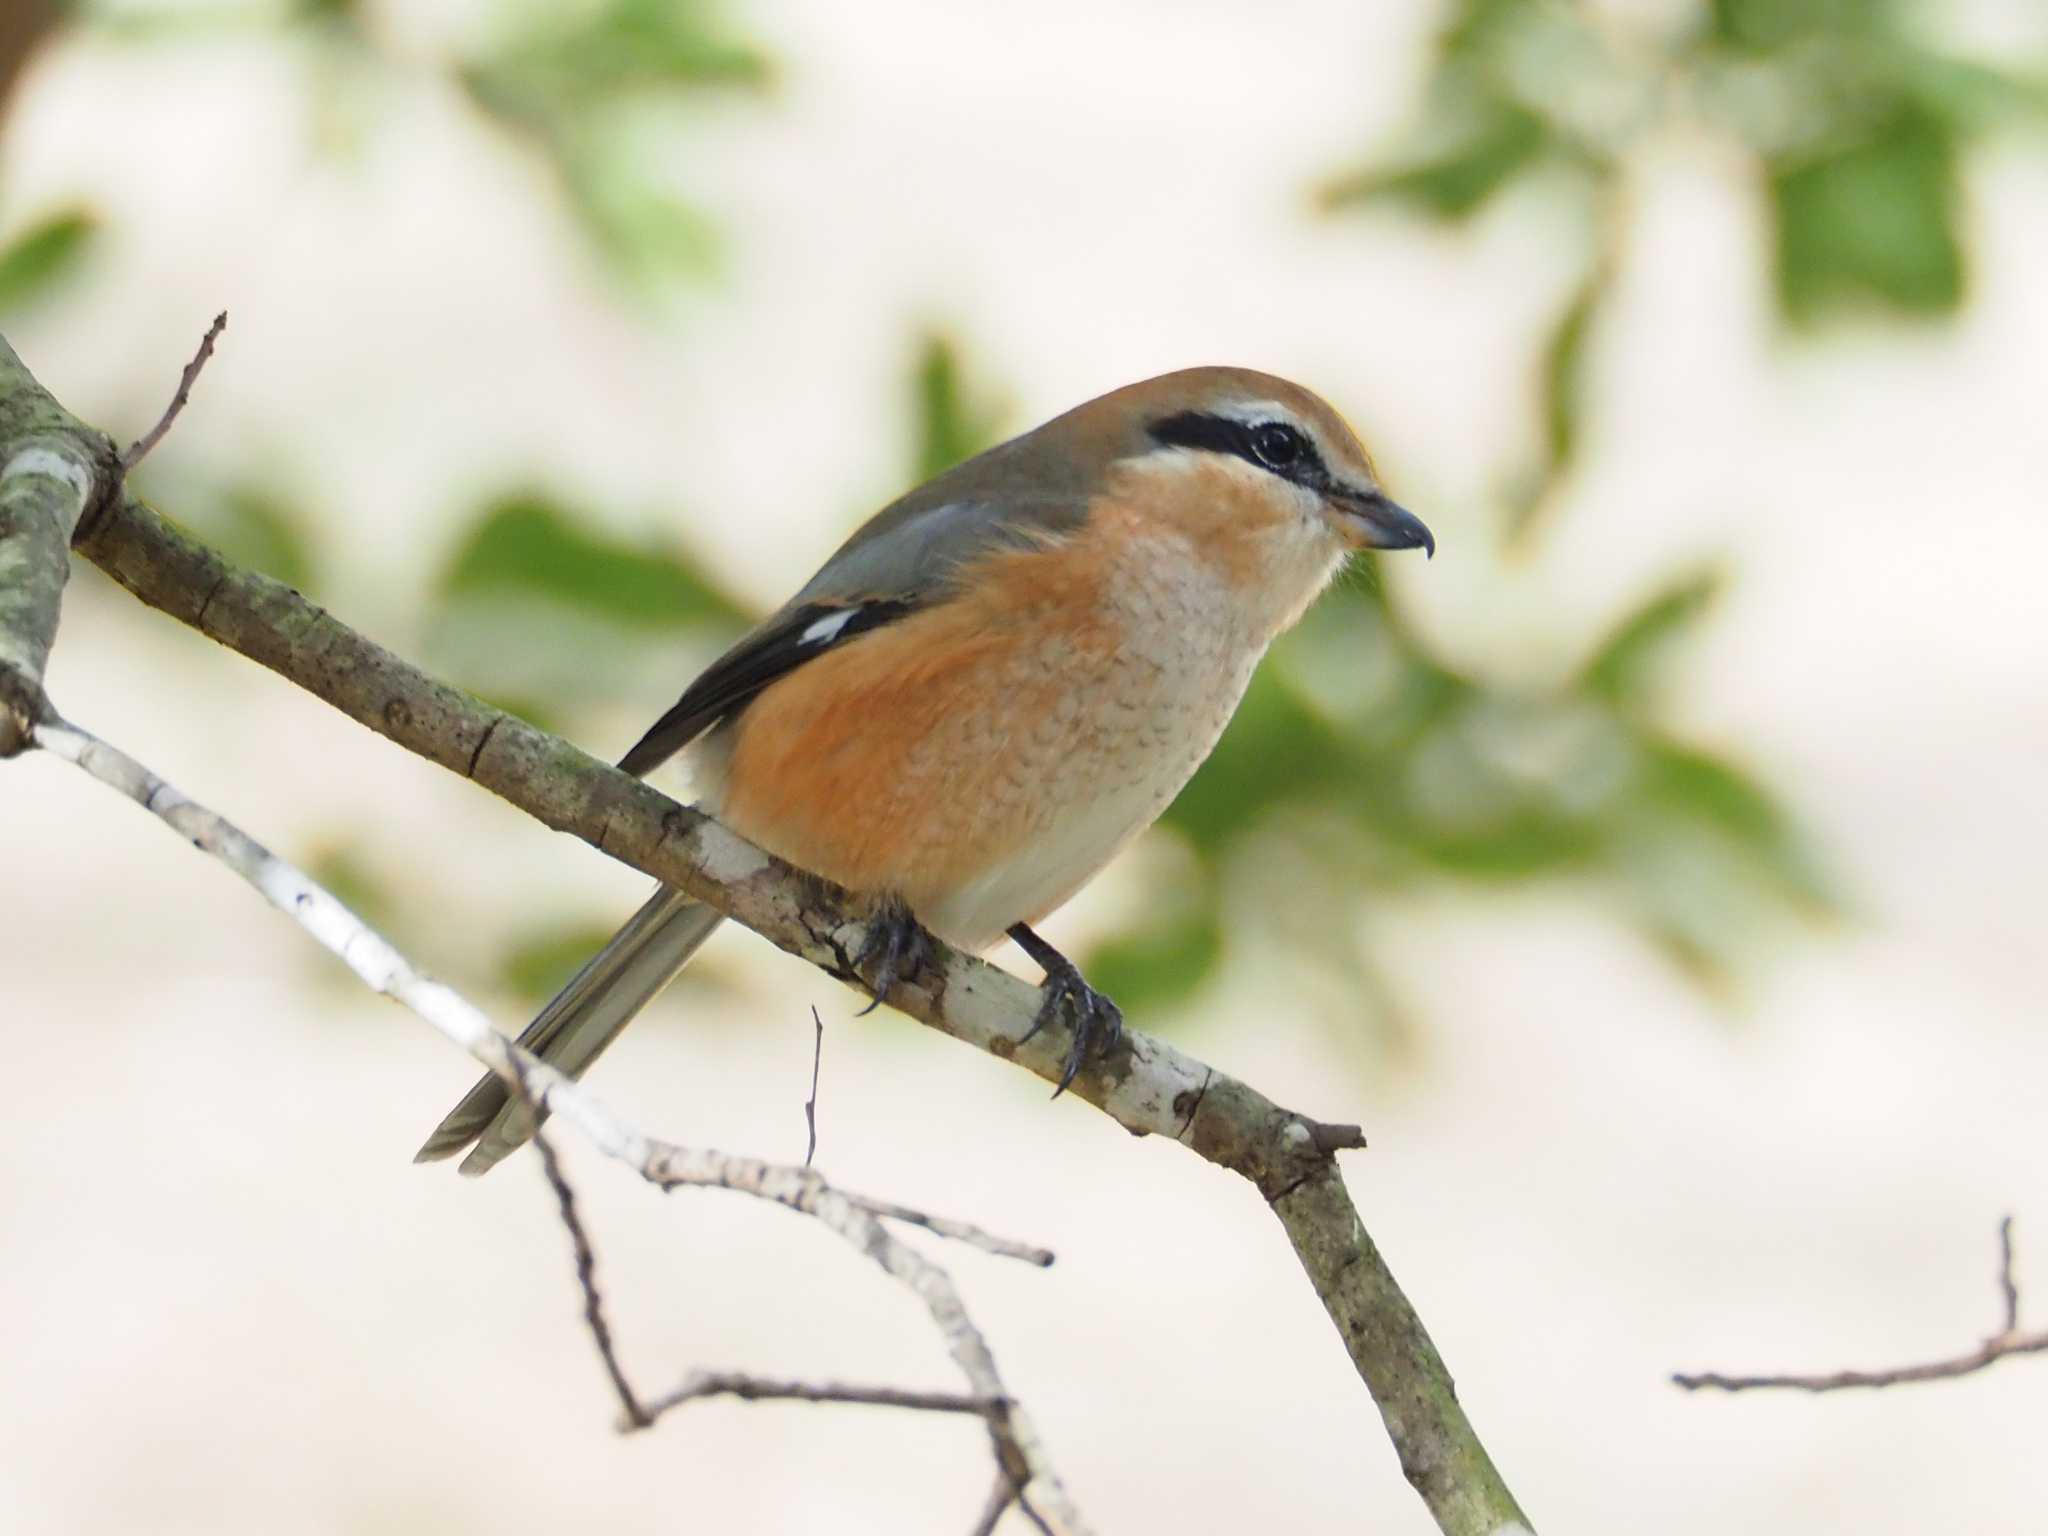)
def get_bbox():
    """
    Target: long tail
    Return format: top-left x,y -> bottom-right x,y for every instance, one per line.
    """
414,885 -> 725,1177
